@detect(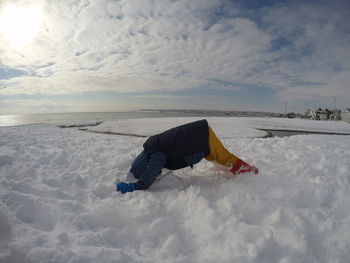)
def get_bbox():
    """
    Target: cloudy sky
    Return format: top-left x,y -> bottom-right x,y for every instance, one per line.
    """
0,0 -> 349,115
